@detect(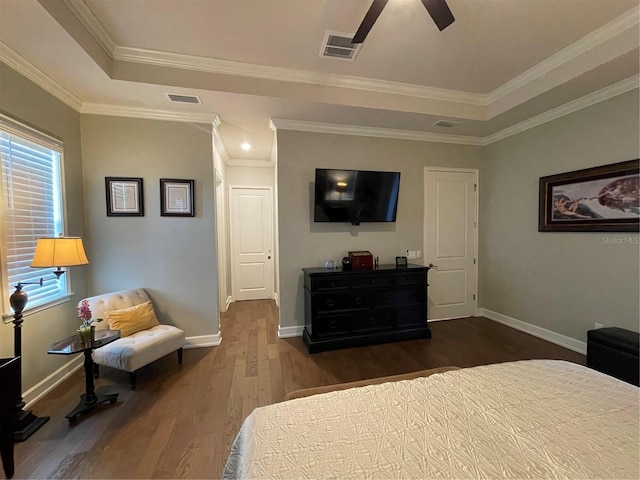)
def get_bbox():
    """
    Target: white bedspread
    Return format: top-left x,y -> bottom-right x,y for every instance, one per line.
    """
223,360 -> 639,479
